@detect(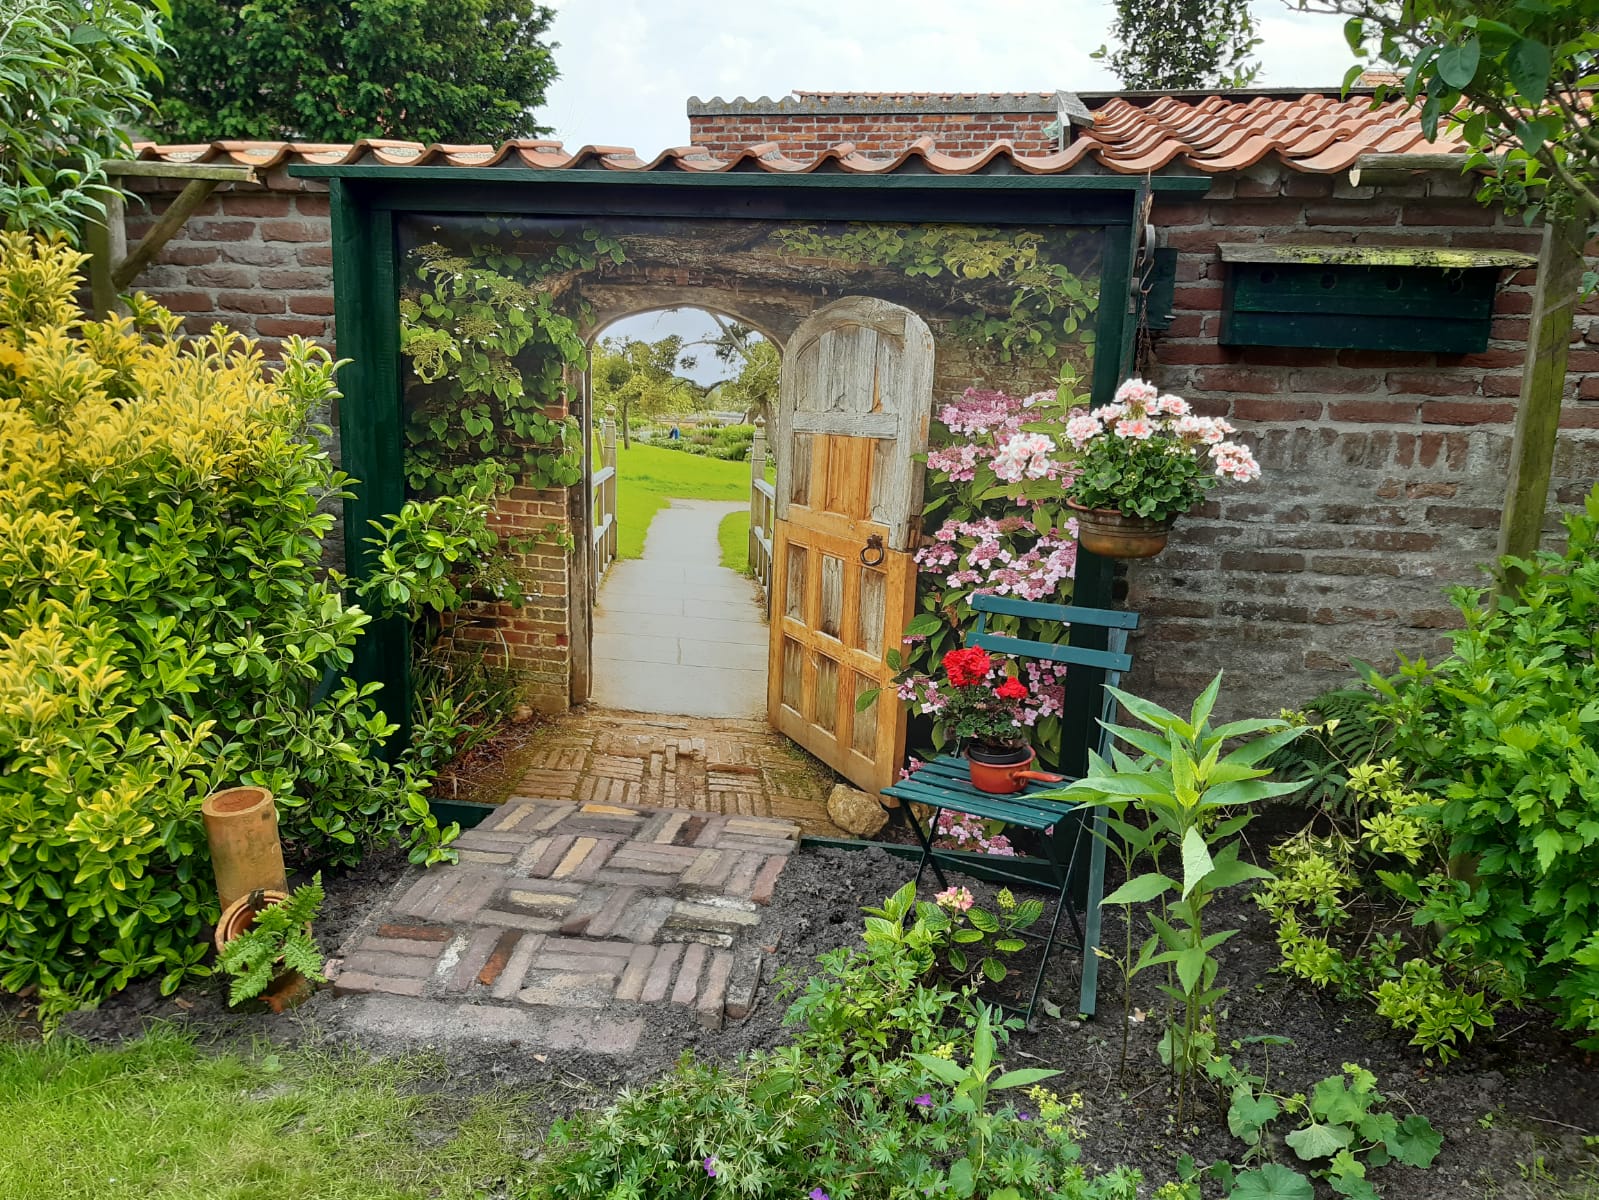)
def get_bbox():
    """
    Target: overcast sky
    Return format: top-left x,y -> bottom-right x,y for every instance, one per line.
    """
543,0 -> 1361,379
534,0 -> 1360,157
